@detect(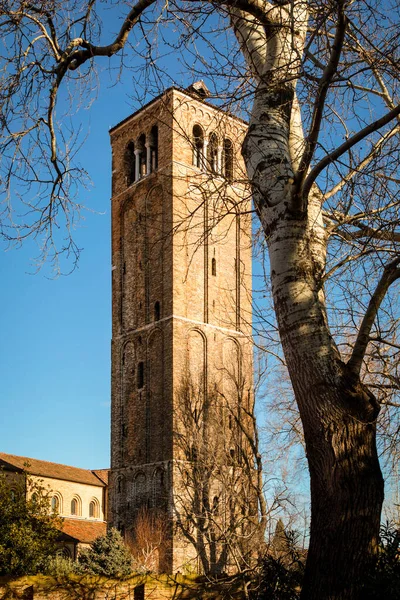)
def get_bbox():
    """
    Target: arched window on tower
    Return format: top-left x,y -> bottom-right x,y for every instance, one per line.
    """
137,134 -> 147,178
208,133 -> 218,173
149,125 -> 158,173
124,142 -> 136,186
223,138 -> 233,181
192,125 -> 204,168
